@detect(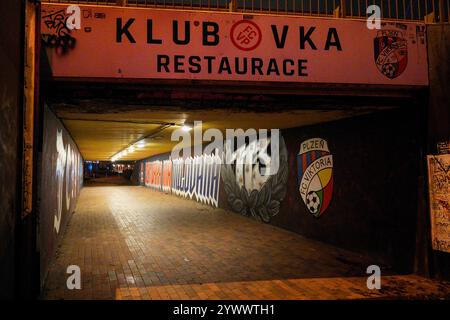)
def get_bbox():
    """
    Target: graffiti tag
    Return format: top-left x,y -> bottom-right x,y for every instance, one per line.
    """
42,9 -> 77,53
